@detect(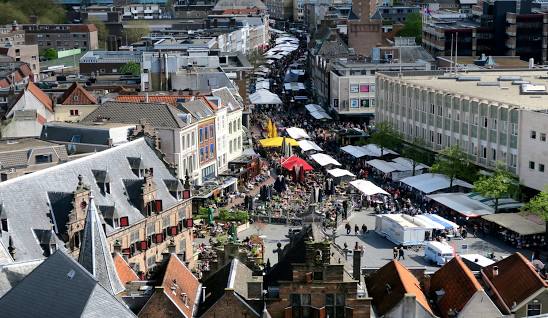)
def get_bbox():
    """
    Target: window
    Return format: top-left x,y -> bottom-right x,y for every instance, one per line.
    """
313,271 -> 323,280
490,118 -> 497,130
290,294 -> 311,318
511,154 -> 517,167
437,133 -> 442,145
210,144 -> 214,157
529,161 -> 535,170
473,114 -> 479,126
204,127 -> 208,140
70,109 -> 79,116
482,117 -> 488,128
527,303 -> 541,316
482,146 -> 487,159
35,154 -> 52,164
491,148 -> 496,161
531,130 -> 537,139
192,132 -> 195,146
326,294 -> 345,318
511,123 -> 518,136
199,128 -> 203,143
541,133 -> 546,142
540,164 -> 545,173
